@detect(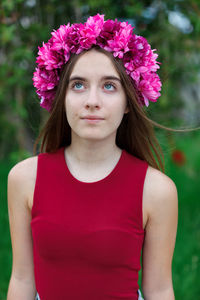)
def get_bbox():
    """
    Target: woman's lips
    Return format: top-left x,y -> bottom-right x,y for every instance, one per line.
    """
81,116 -> 104,124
